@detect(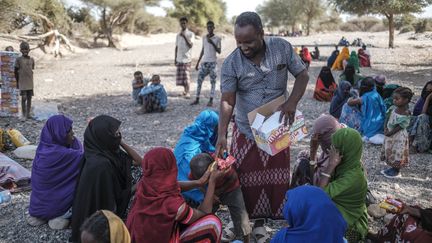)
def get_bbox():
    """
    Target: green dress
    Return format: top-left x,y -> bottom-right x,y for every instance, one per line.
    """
324,128 -> 368,242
